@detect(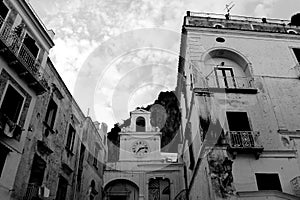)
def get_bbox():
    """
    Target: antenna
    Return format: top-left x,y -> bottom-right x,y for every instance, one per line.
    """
224,1 -> 235,19
225,1 -> 235,14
